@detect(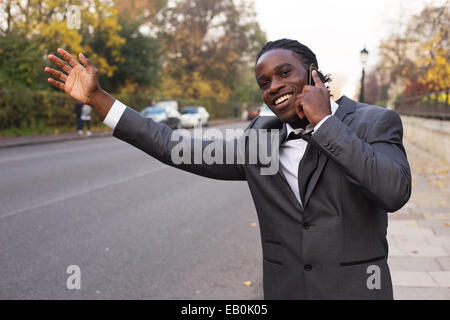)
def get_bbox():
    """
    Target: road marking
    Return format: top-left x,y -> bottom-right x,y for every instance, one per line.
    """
0,166 -> 168,219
